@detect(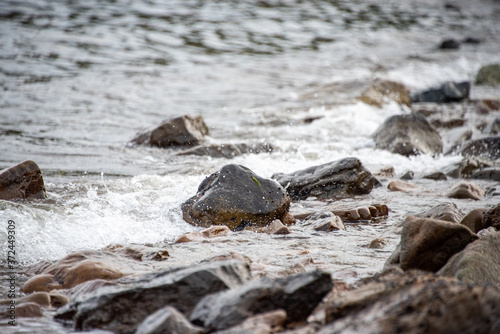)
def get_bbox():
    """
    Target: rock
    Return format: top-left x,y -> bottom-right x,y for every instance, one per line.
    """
174,226 -> 231,243
245,219 -> 291,235
372,113 -> 443,156
484,117 -> 500,134
475,63 -> 500,86
422,172 -> 447,181
483,204 -> 500,230
410,81 -> 470,103
281,212 -> 296,226
430,118 -> 465,129
460,136 -> 500,160
387,180 -> 416,192
460,208 -> 487,233
135,306 -> 204,334
55,260 -> 251,333
373,166 -> 395,179
216,309 -> 287,334
331,204 -> 389,222
0,160 -> 46,200
385,216 -> 477,272
303,212 -> 345,232
446,181 -> 485,200
22,246 -> 170,293
190,270 -> 332,332
201,252 -> 252,265
321,270 -> 500,334
182,164 -> 290,231
0,292 -> 68,310
272,157 -> 374,201
131,115 -> 208,148
178,143 -> 274,158
400,171 -> 414,180
368,237 -> 388,249
0,302 -> 44,318
486,185 -> 500,197
439,38 -> 460,49
446,127 -> 473,152
444,157 -> 493,178
438,232 -> 500,285
414,202 -> 464,223
358,79 -> 411,108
